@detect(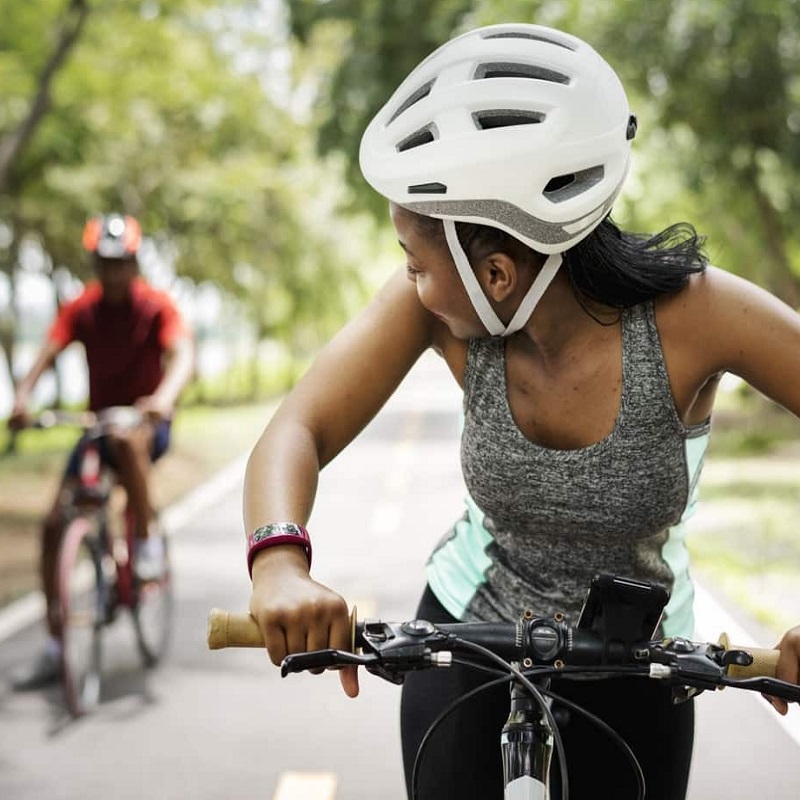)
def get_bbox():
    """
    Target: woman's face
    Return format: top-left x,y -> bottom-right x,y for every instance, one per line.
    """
390,204 -> 486,339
